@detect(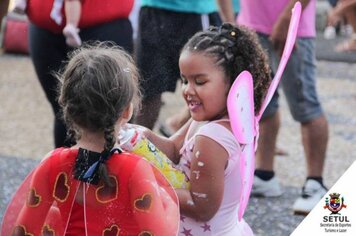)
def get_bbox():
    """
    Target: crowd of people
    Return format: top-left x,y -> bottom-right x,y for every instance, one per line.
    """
0,0 -> 342,235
